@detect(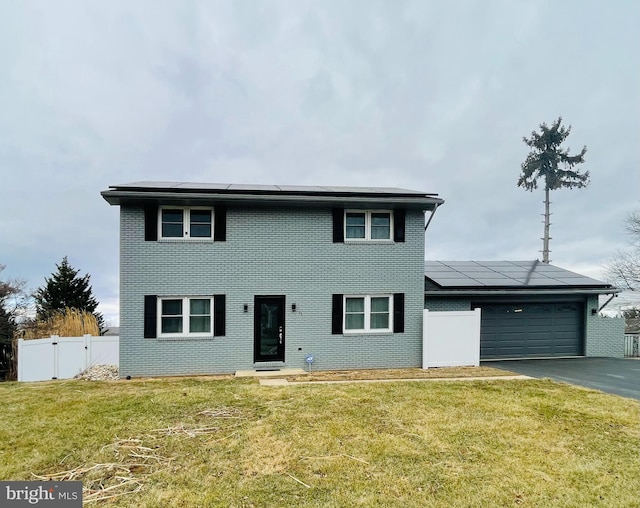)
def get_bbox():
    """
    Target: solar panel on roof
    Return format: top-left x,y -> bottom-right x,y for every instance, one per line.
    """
111,181 -> 433,195
227,184 -> 278,191
525,280 -> 569,286
276,185 -> 328,192
429,278 -> 484,286
424,260 -> 610,289
475,279 -> 526,286
176,182 -> 230,190
490,266 -> 529,273
468,272 -> 511,279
